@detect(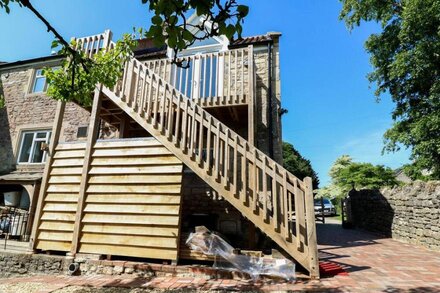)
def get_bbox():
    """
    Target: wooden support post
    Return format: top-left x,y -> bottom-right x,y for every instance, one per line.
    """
304,177 -> 320,279
29,101 -> 66,251
247,45 -> 255,146
70,86 -> 103,255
